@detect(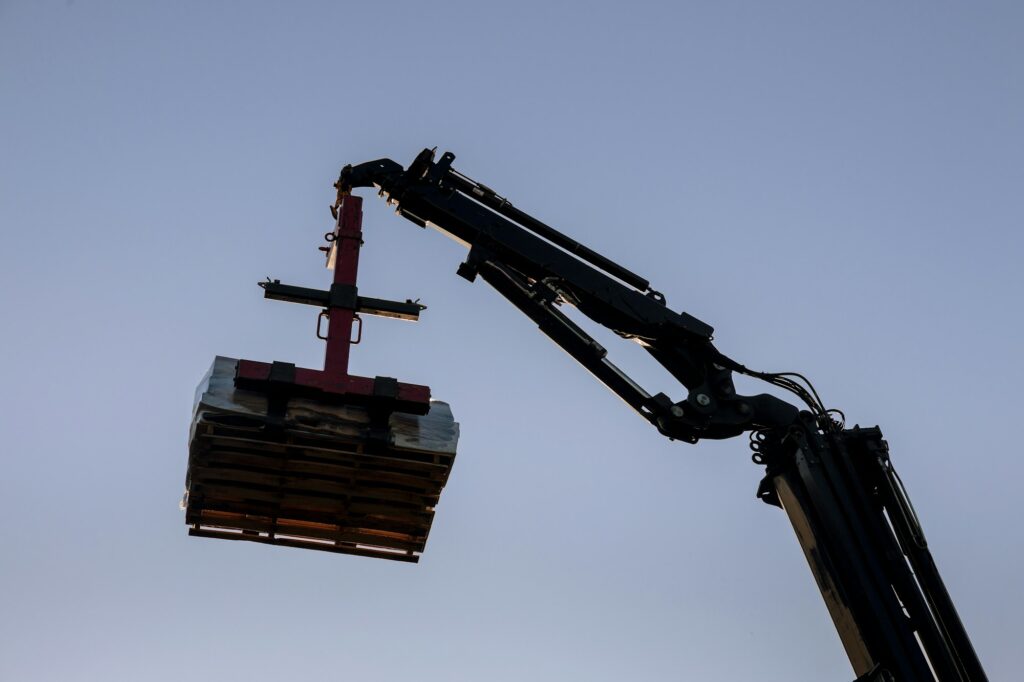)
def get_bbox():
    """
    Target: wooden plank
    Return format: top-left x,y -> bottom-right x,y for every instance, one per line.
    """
188,481 -> 436,520
193,421 -> 456,469
185,497 -> 433,537
190,450 -> 448,491
198,509 -> 424,541
187,452 -> 448,494
191,432 -> 453,479
188,466 -> 442,507
195,510 -> 427,552
186,468 -> 446,505
187,488 -> 434,532
195,512 -> 424,551
189,527 -> 420,563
